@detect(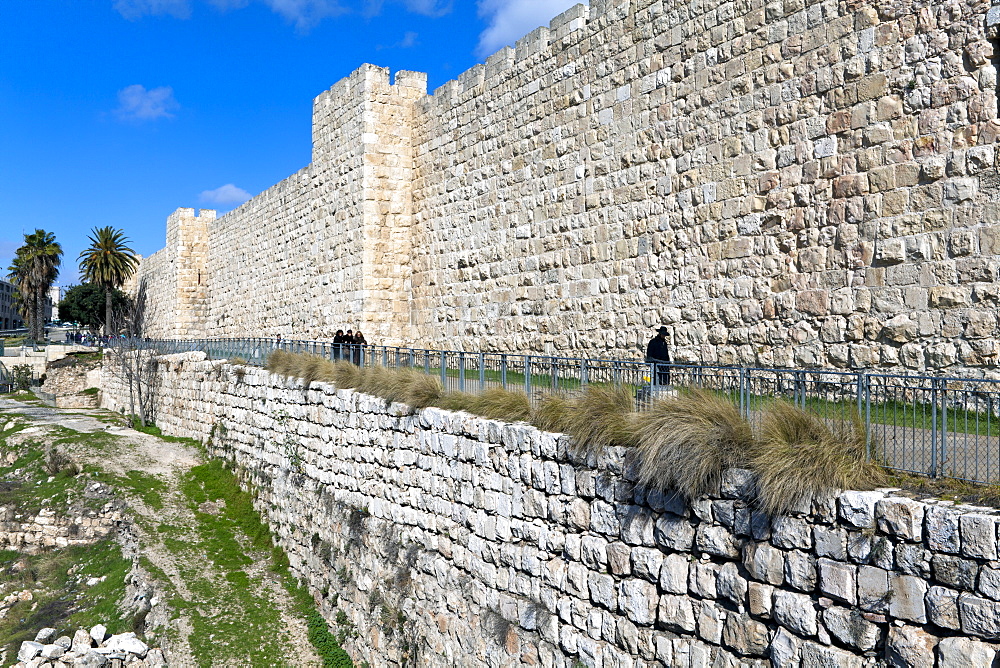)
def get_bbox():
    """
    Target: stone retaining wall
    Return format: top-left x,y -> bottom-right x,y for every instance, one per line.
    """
103,353 -> 1000,666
